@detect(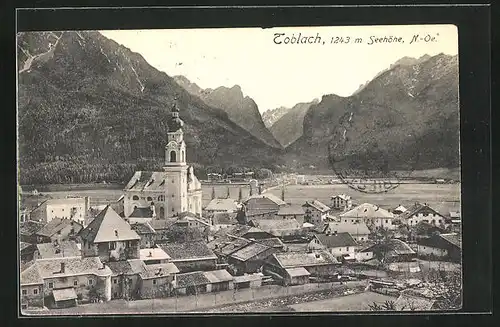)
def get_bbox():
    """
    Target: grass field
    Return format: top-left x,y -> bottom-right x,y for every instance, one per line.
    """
288,291 -> 397,311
